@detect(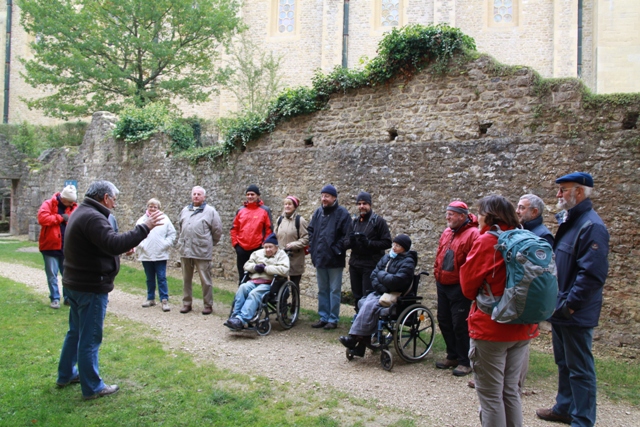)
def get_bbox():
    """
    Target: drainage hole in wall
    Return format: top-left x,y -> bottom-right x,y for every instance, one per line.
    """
479,122 -> 493,135
304,136 -> 314,146
622,112 -> 639,130
388,129 -> 398,141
